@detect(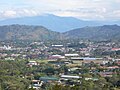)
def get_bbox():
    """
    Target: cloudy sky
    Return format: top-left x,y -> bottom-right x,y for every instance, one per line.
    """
0,0 -> 120,21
